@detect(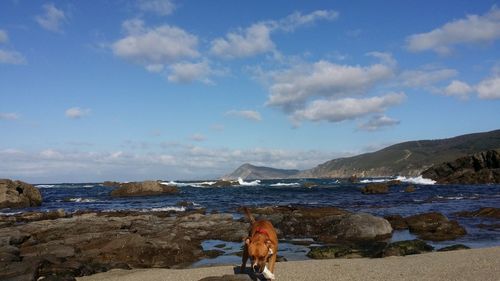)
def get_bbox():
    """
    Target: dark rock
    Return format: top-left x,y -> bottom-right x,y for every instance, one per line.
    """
214,243 -> 226,248
384,215 -> 408,230
102,181 -> 120,187
0,179 -> 42,209
276,255 -> 287,262
405,212 -> 466,241
302,182 -> 318,188
211,180 -> 239,187
476,223 -> 500,230
404,185 -> 416,192
361,183 -> 389,194
387,180 -> 402,186
332,213 -> 392,242
203,249 -> 224,258
455,207 -> 500,219
437,244 -> 470,252
383,239 -> 434,257
307,245 -> 352,259
421,150 -> 500,184
110,181 -> 178,197
348,175 -> 359,183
